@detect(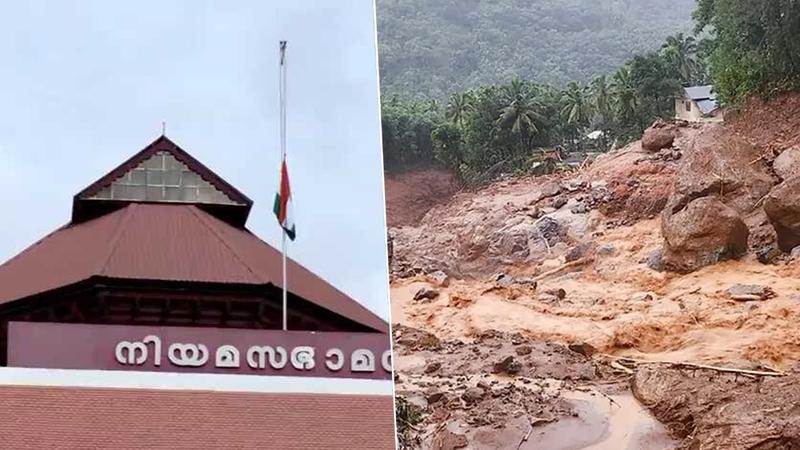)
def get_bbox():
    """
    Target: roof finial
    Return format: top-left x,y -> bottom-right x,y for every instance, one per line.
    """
161,121 -> 166,136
